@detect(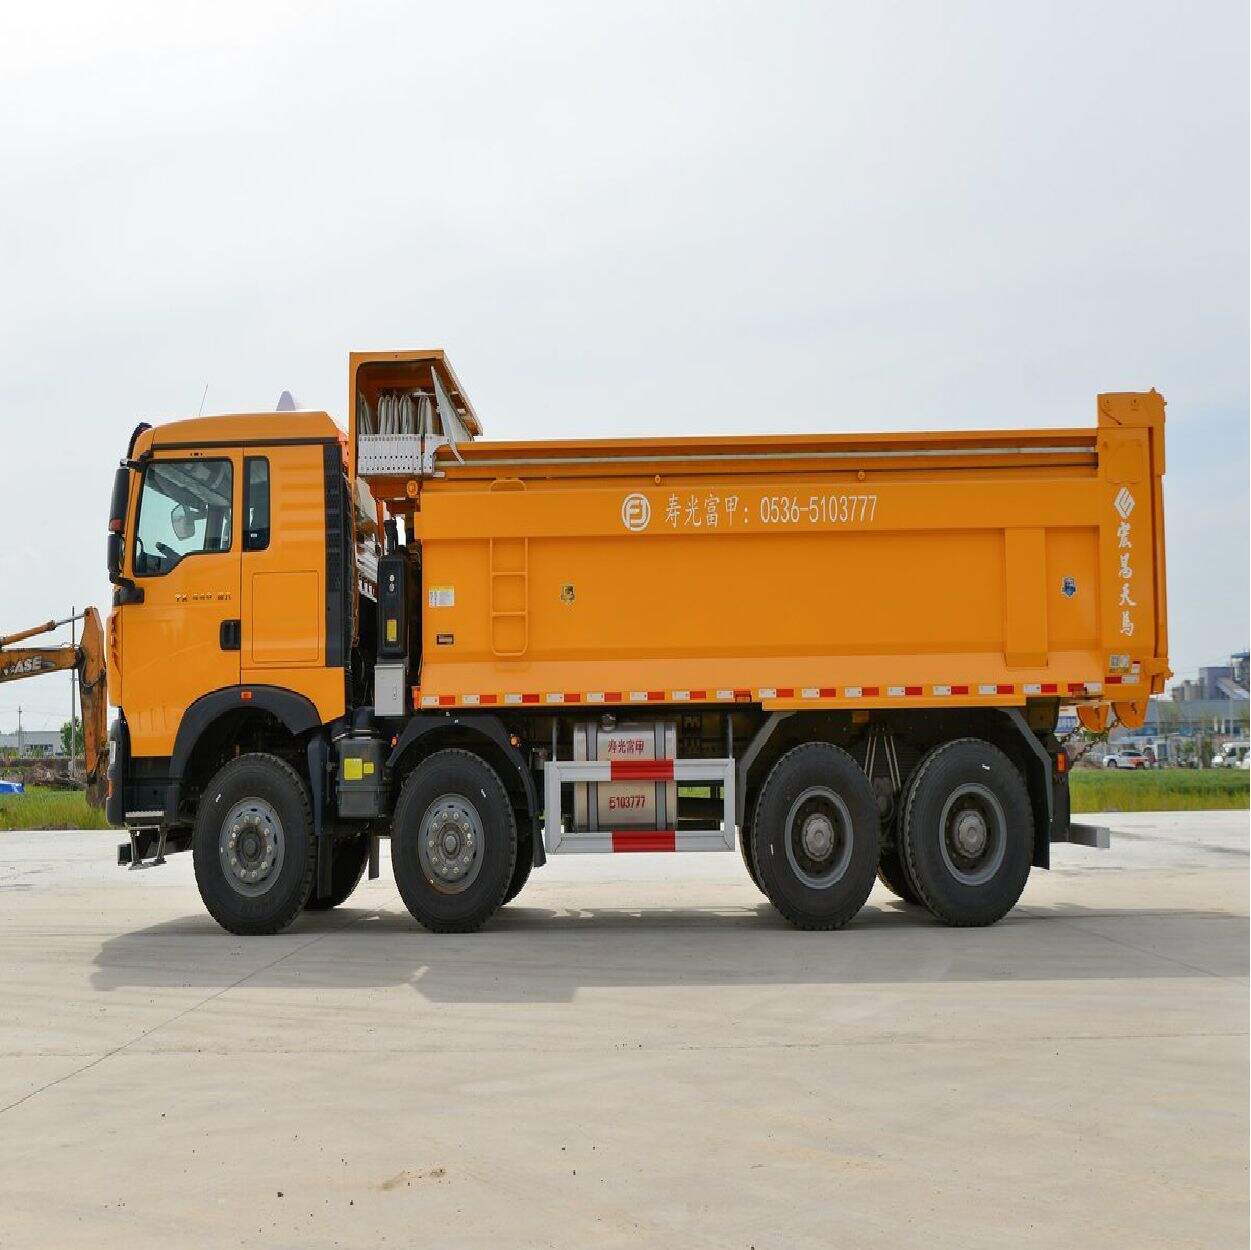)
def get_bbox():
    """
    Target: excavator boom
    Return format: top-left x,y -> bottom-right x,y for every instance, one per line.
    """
0,608 -> 108,805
